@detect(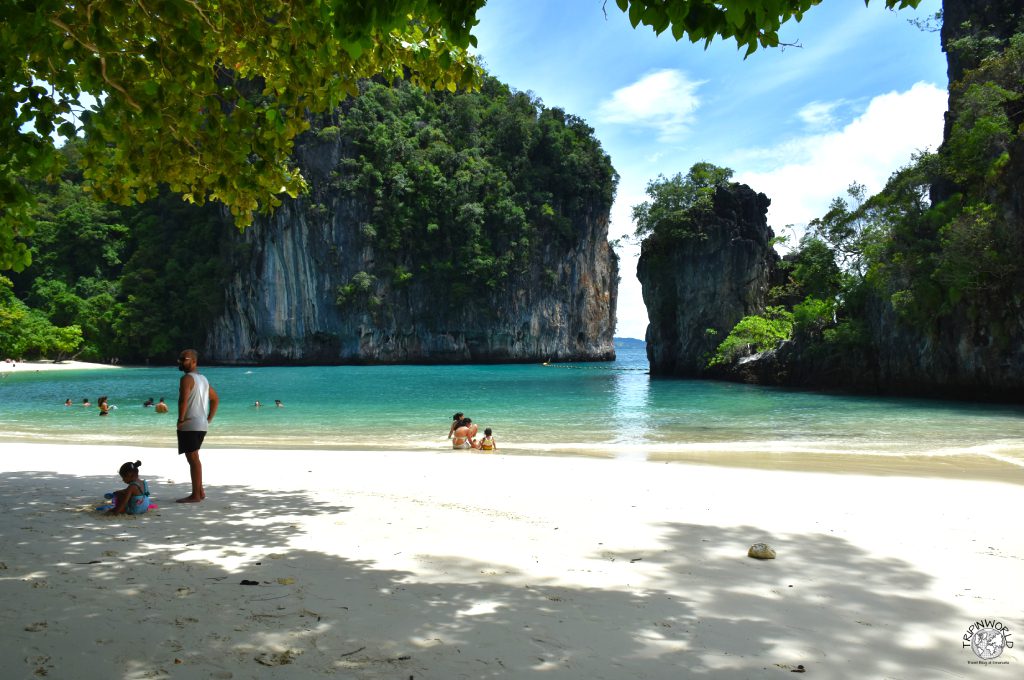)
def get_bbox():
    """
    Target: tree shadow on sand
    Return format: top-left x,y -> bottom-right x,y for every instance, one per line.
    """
0,472 -> 973,679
